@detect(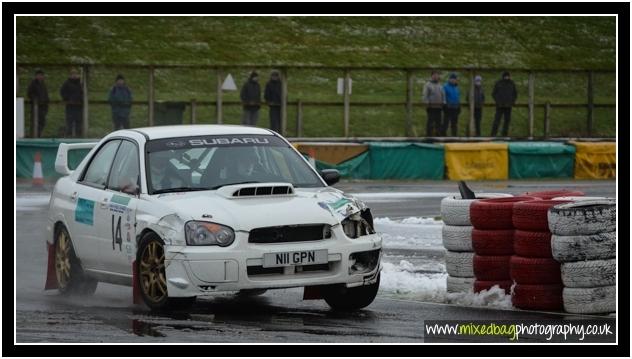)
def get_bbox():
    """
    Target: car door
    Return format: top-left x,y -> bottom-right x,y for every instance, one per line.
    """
99,140 -> 141,275
71,139 -> 122,270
